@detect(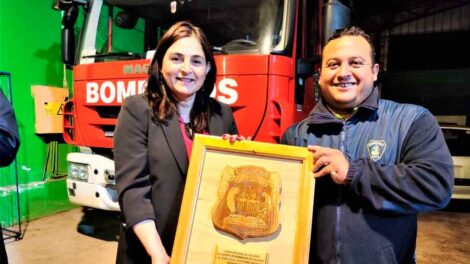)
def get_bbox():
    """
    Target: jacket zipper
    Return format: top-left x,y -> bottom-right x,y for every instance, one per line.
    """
336,122 -> 347,263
